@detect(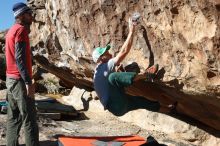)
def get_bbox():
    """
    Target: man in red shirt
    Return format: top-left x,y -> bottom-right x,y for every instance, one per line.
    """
5,2 -> 39,146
